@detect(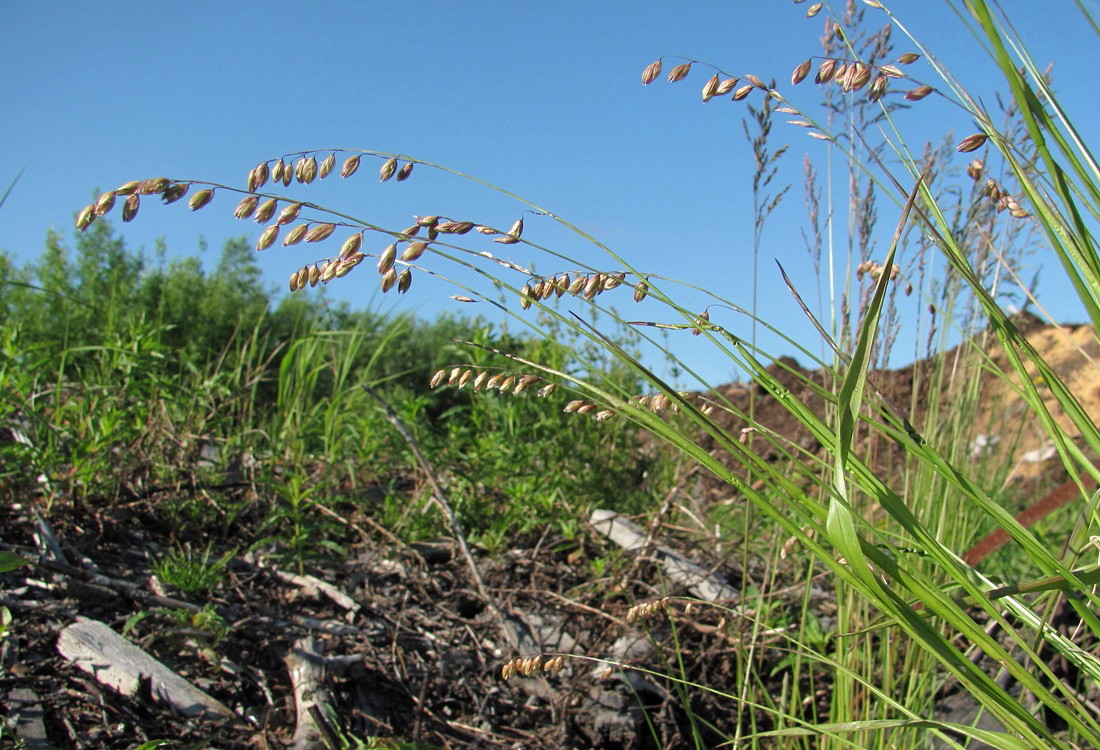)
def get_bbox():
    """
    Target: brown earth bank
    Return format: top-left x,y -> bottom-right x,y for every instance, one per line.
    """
2,315 -> 1099,748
